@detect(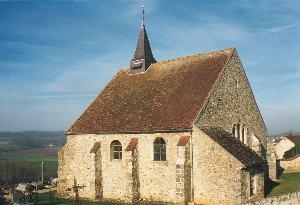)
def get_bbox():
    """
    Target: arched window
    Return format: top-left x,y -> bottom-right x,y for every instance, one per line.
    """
237,124 -> 241,140
153,137 -> 166,161
232,125 -> 236,137
242,127 -> 245,143
232,123 -> 241,140
111,140 -> 122,160
242,126 -> 247,144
